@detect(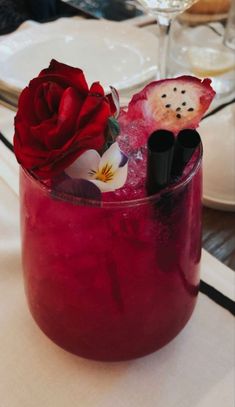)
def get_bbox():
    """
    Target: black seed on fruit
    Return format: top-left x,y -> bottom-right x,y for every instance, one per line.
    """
188,108 -> 194,112
173,87 -> 177,91
181,90 -> 186,94
182,102 -> 186,106
176,107 -> 181,112
176,114 -> 181,119
165,104 -> 171,108
161,94 -> 167,98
